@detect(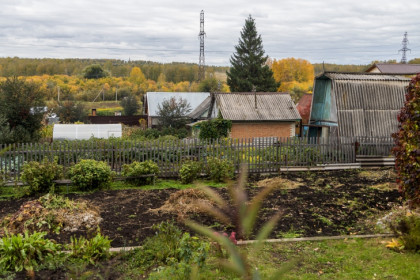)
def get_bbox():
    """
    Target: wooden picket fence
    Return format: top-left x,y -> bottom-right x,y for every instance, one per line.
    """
0,137 -> 394,179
